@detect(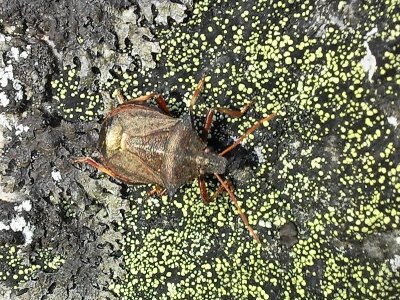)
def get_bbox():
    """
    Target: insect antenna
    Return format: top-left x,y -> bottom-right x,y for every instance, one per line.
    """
214,112 -> 277,243
214,173 -> 260,243
219,112 -> 277,156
